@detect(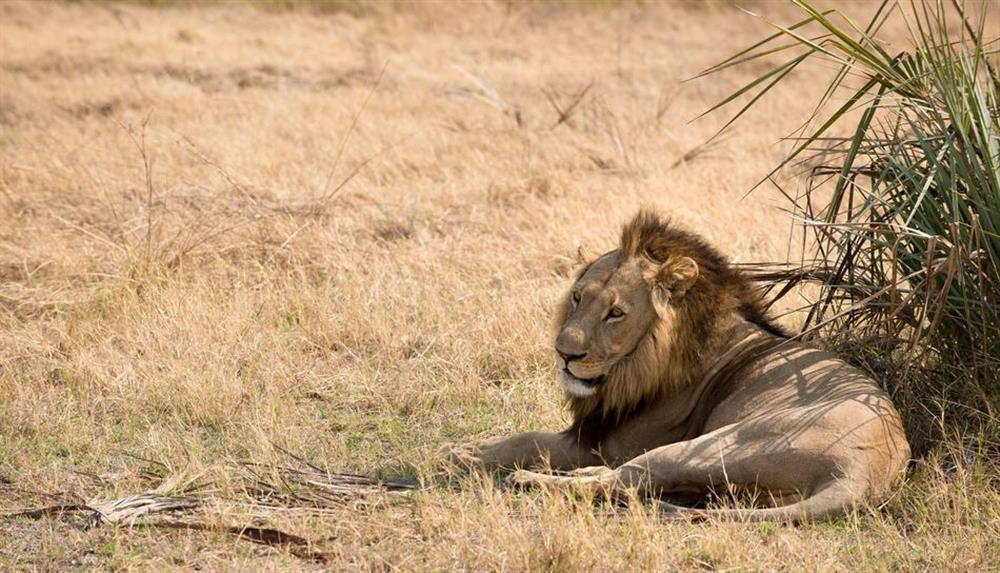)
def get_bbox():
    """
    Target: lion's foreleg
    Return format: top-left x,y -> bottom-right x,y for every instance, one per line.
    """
508,465 -> 625,497
509,422 -> 834,505
448,431 -> 597,471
